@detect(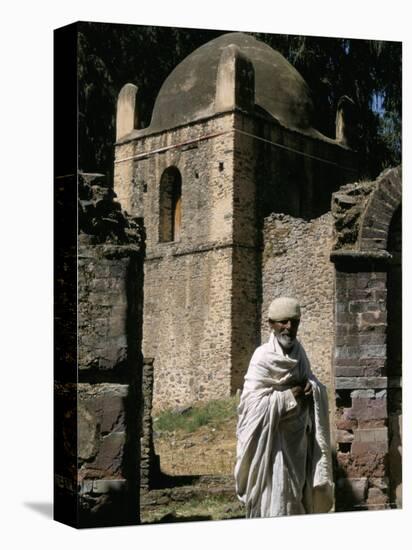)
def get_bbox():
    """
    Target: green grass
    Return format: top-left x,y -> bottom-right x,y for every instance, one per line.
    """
142,494 -> 244,523
154,396 -> 238,433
